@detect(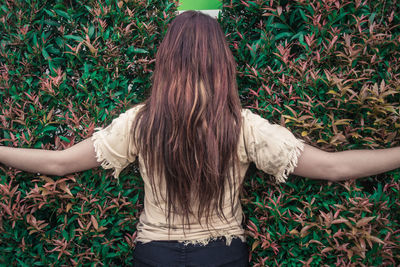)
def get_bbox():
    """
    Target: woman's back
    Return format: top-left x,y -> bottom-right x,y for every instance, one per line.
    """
92,104 -> 304,247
